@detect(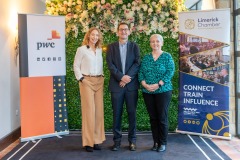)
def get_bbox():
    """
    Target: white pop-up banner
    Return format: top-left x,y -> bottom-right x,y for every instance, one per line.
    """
177,9 -> 231,139
18,14 -> 69,142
